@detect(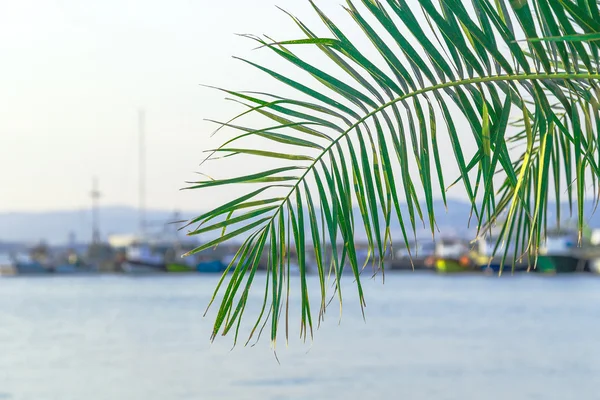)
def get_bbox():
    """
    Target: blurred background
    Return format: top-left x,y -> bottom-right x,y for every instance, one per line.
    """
2,1 -> 600,399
